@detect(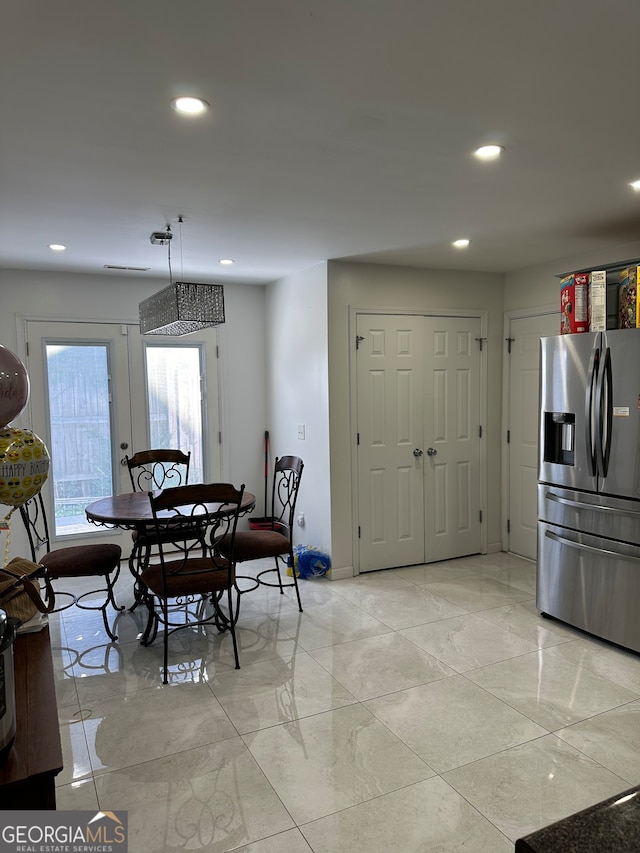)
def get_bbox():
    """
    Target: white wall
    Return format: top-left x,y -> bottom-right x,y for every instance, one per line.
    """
327,260 -> 506,574
265,263 -> 331,553
504,240 -> 640,312
0,267 -> 267,557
